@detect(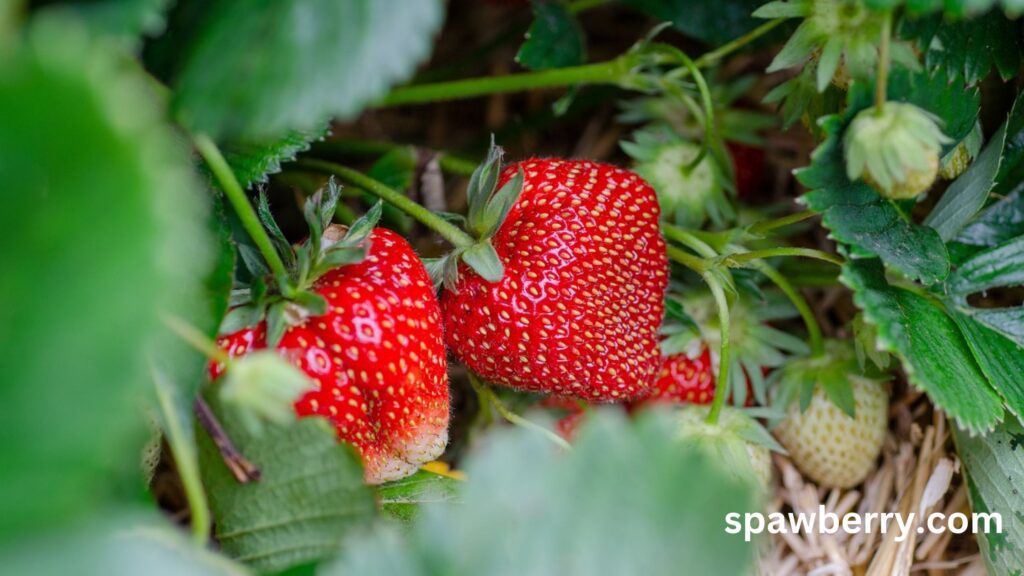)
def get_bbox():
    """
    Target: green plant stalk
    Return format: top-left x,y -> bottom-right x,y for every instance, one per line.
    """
312,139 -> 478,177
692,18 -> 785,68
193,134 -> 289,280
747,209 -> 817,236
468,374 -> 571,450
725,247 -> 843,267
297,159 -> 476,249
875,10 -> 893,112
379,57 -> 635,106
662,224 -> 719,258
379,18 -> 785,107
163,313 -> 230,365
754,261 -> 824,356
667,246 -> 707,275
655,44 -> 716,170
705,274 -> 732,425
152,367 -> 210,544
